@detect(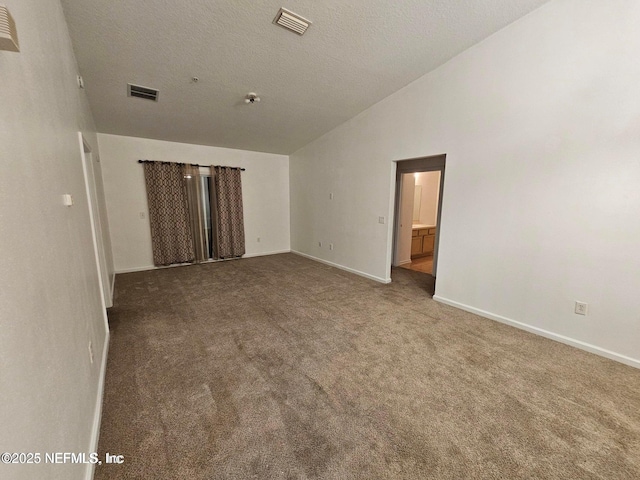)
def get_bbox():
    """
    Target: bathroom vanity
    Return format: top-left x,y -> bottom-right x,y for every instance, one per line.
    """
411,224 -> 436,258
